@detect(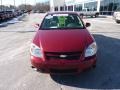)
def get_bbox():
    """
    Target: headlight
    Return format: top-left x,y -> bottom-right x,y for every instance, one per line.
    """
85,42 -> 97,57
30,43 -> 42,58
